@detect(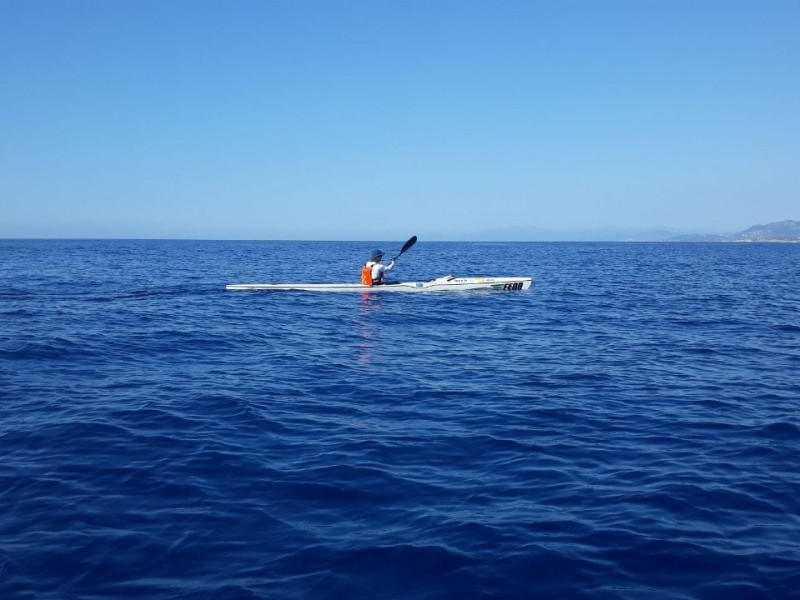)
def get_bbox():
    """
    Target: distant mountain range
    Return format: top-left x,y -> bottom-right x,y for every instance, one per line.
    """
668,220 -> 800,242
